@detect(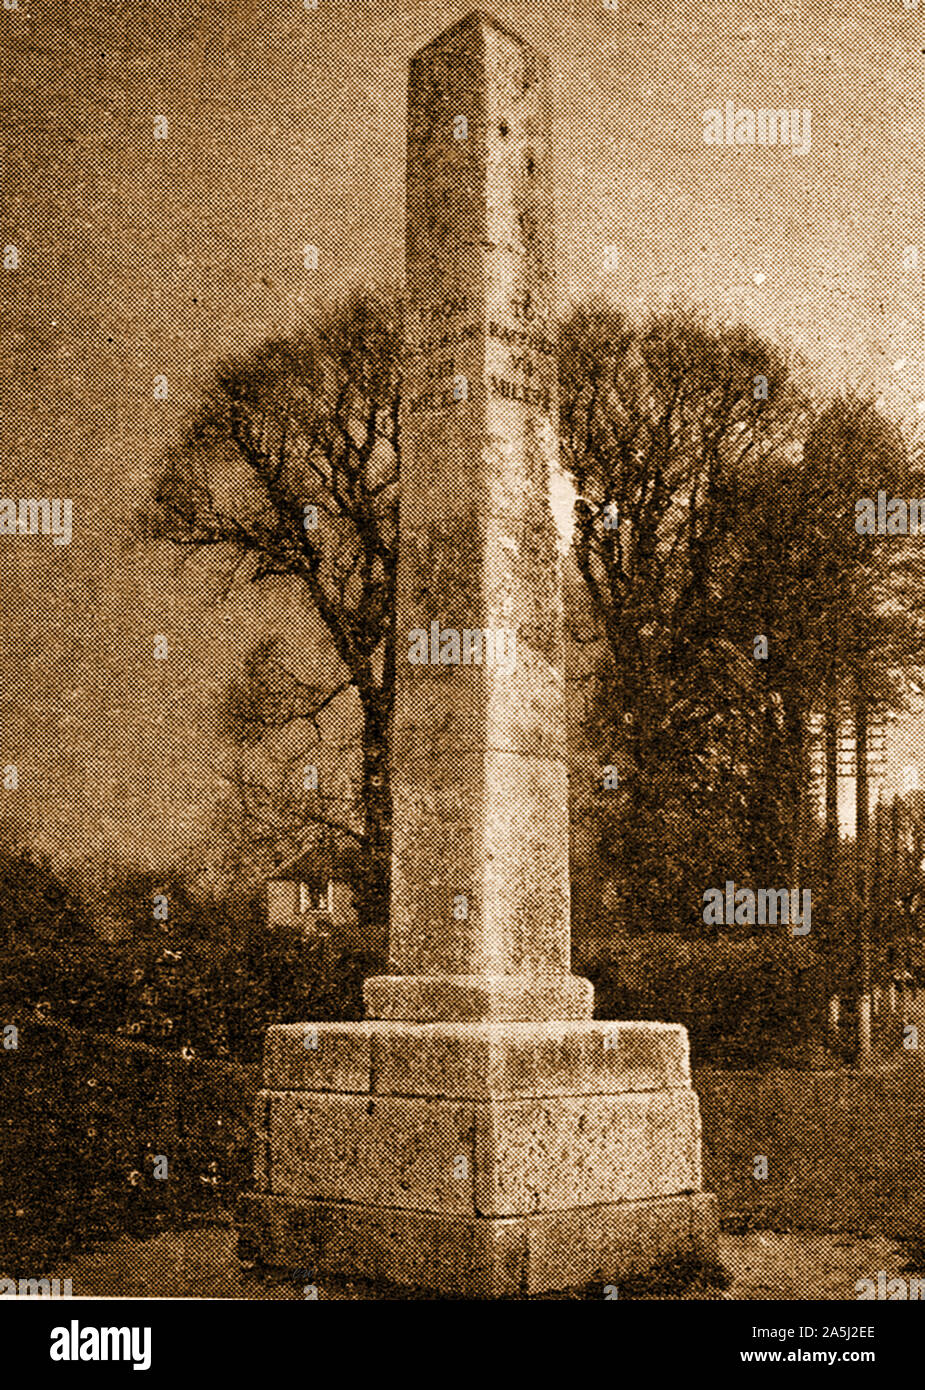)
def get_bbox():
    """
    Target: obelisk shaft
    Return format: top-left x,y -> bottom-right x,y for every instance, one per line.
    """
364,12 -> 592,1022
